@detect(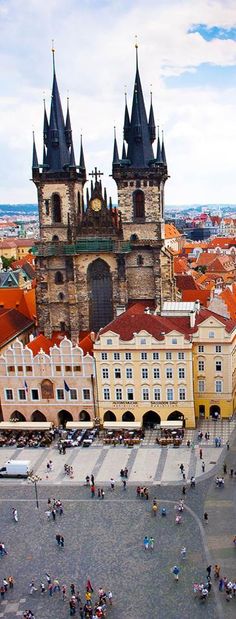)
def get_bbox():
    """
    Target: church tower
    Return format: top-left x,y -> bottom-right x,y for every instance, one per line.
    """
32,50 -> 86,340
33,51 -> 129,339
112,46 -> 176,308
